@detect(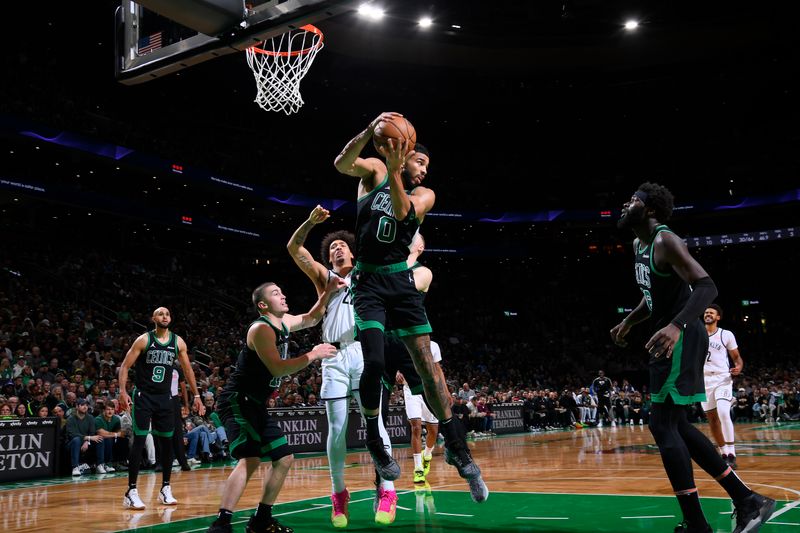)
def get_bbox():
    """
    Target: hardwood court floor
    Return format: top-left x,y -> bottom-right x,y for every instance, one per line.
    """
2,421 -> 799,532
